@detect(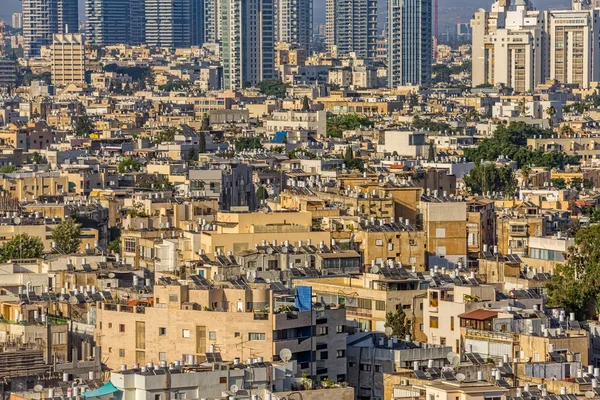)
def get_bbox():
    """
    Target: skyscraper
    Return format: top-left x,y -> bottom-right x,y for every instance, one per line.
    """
204,0 -> 221,44
221,0 -> 275,90
51,33 -> 85,85
145,0 -> 204,48
326,0 -> 377,59
86,0 -> 132,45
278,0 -> 313,53
23,0 -> 79,58
388,0 -> 432,88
